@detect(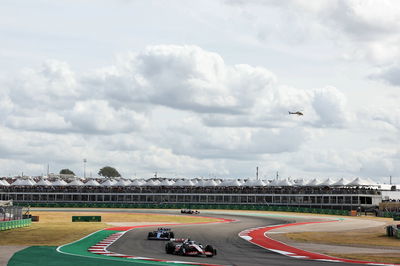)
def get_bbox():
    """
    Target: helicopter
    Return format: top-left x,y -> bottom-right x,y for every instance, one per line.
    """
288,111 -> 303,116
